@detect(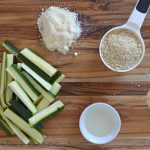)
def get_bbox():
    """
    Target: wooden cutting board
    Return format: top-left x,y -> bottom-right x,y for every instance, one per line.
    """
0,0 -> 150,149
